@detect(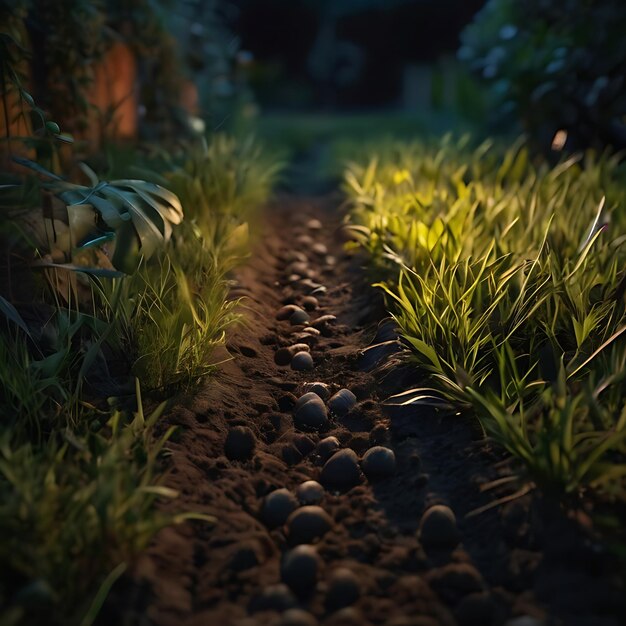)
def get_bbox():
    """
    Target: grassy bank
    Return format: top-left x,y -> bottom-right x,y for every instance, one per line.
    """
344,136 -> 626,499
